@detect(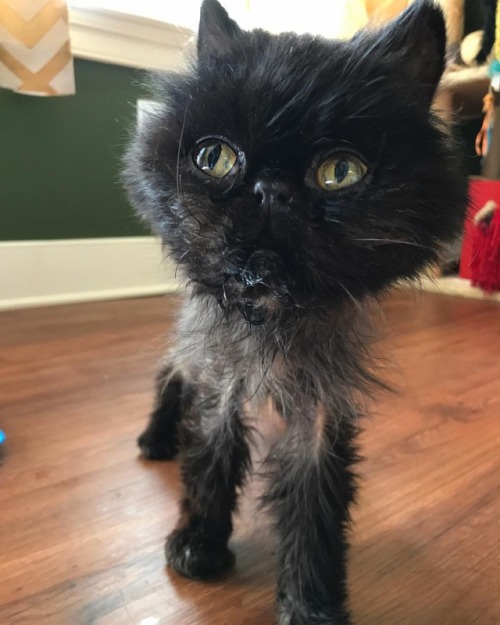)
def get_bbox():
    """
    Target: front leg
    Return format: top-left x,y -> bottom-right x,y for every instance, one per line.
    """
166,378 -> 251,580
264,404 -> 358,625
138,363 -> 184,460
